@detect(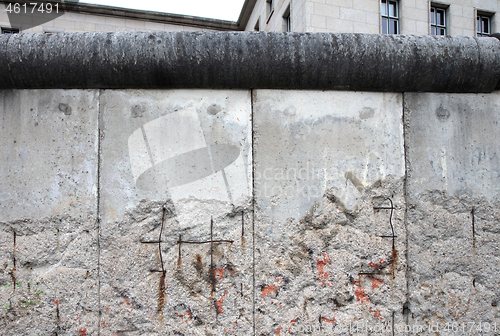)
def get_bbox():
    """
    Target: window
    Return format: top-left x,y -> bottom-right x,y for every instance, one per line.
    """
254,19 -> 260,31
477,13 -> 492,36
283,6 -> 291,32
381,0 -> 399,34
267,0 -> 273,16
266,0 -> 274,23
1,28 -> 19,34
431,5 -> 447,35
